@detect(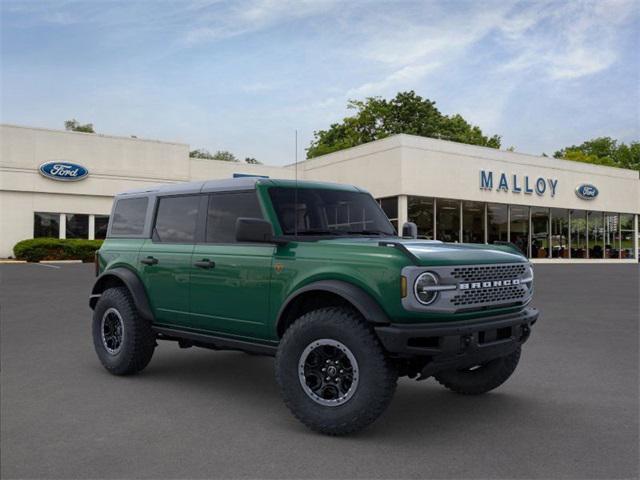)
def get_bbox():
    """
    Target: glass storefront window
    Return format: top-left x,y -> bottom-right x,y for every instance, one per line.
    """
34,212 -> 59,238
603,213 -> 619,259
66,214 -> 89,239
436,198 -> 460,242
408,196 -> 434,239
487,203 -> 508,245
378,197 -> 398,231
531,207 -> 550,259
510,205 -> 529,256
550,209 -> 569,258
588,211 -> 604,258
620,214 -> 635,259
462,201 -> 484,243
571,210 -> 587,258
94,215 -> 109,240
